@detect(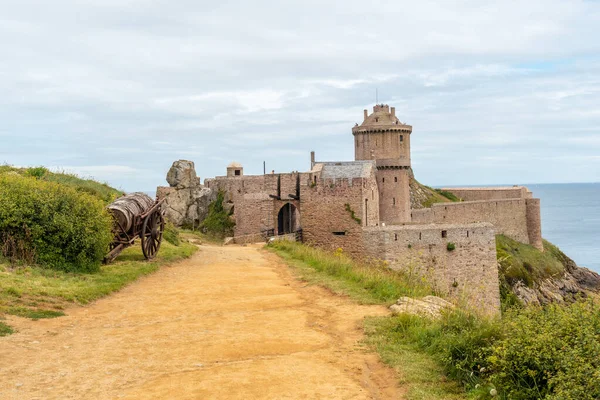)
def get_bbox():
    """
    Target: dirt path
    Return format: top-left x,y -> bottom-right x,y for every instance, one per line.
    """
0,244 -> 403,399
